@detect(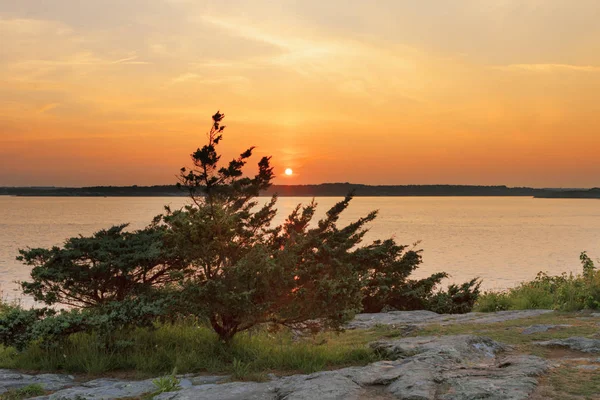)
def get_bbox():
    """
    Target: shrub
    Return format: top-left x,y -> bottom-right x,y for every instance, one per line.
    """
427,278 -> 482,314
475,252 -> 600,312
18,225 -> 184,308
0,297 -> 170,351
